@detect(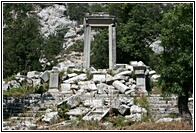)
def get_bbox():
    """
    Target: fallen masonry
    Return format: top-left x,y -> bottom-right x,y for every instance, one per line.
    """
3,62 -> 193,130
